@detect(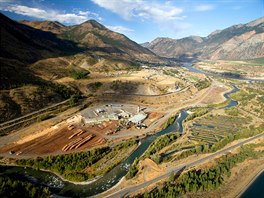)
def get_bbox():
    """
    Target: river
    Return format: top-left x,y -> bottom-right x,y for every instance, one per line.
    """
240,170 -> 264,198
181,62 -> 264,82
0,63 -> 246,197
0,111 -> 188,197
